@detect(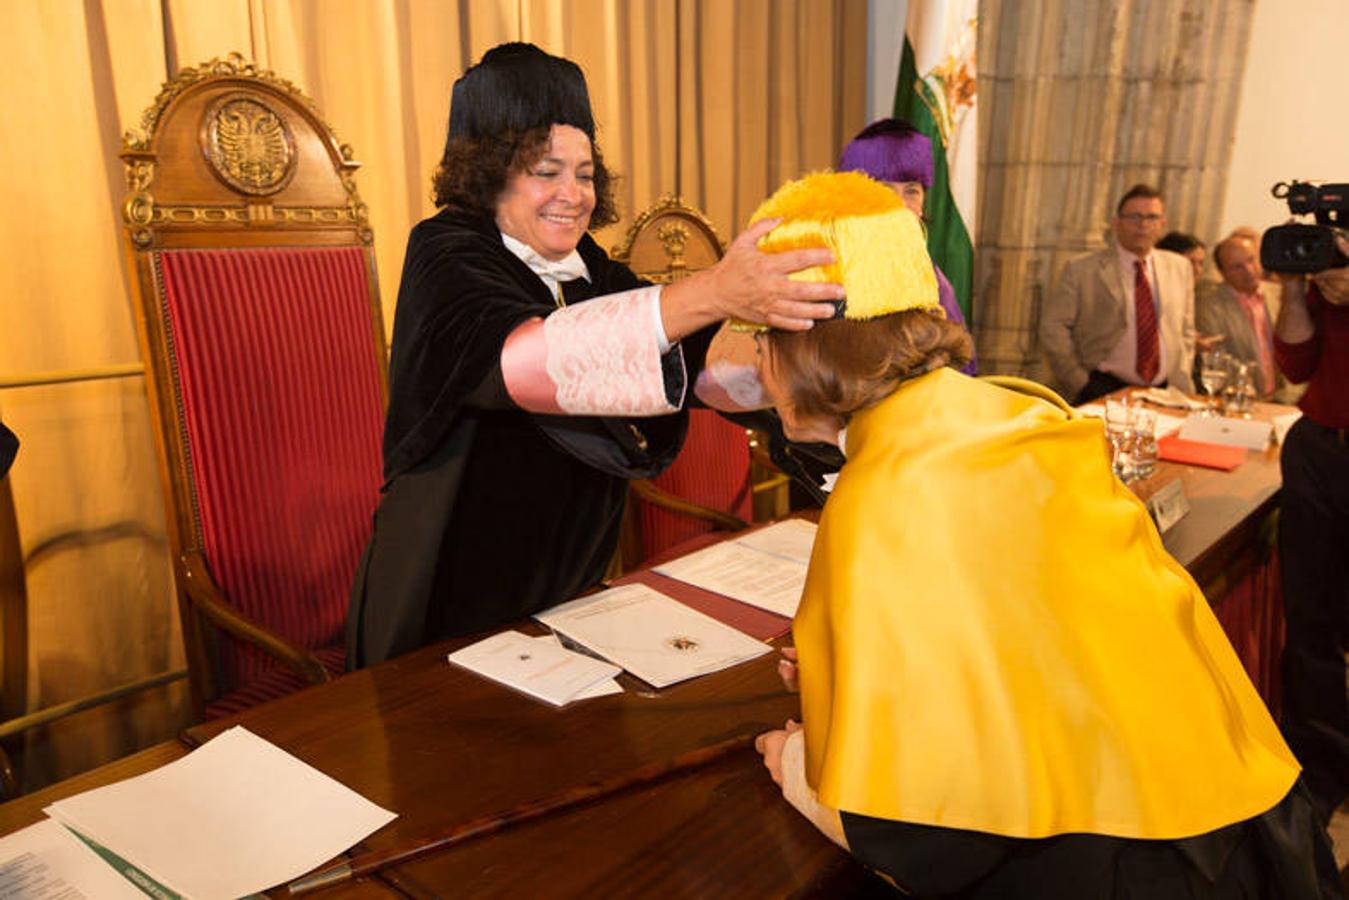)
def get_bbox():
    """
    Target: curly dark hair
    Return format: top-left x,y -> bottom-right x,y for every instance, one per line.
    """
431,126 -> 618,228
